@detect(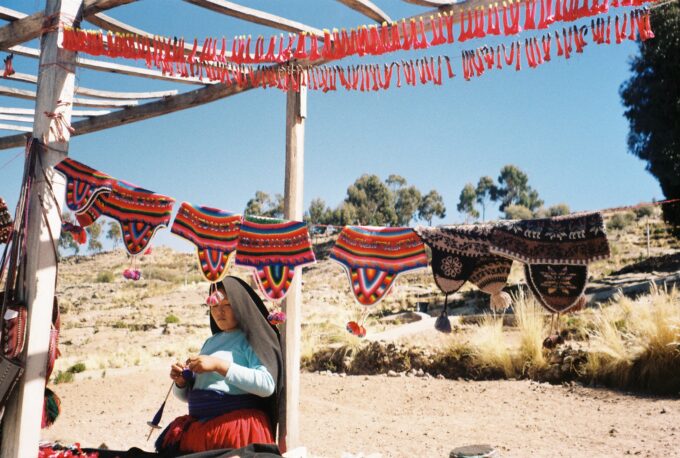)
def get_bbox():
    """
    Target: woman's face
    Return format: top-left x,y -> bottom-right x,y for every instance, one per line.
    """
210,293 -> 239,332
